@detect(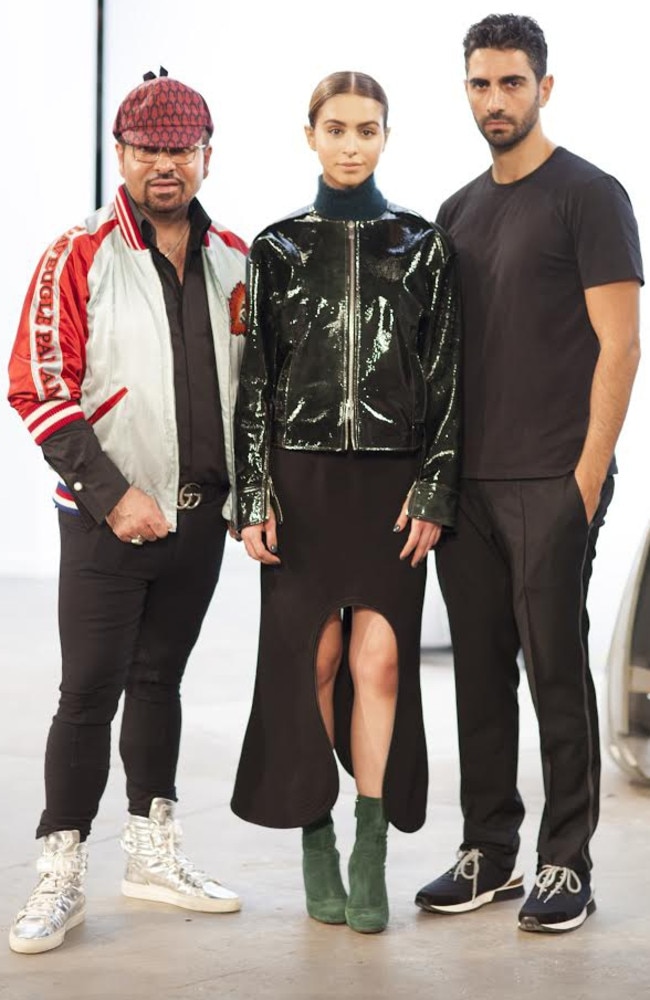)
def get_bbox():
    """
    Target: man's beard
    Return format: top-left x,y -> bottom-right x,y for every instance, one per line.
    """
477,103 -> 539,150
